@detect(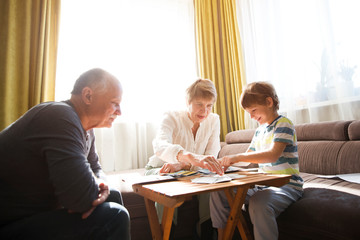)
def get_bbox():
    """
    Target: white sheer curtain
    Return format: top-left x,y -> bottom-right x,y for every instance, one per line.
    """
55,0 -> 196,171
236,0 -> 360,128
